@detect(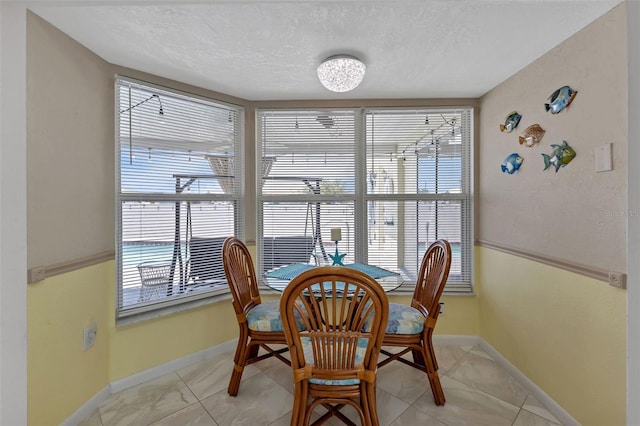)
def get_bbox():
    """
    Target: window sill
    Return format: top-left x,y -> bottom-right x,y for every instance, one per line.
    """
116,291 -> 233,327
